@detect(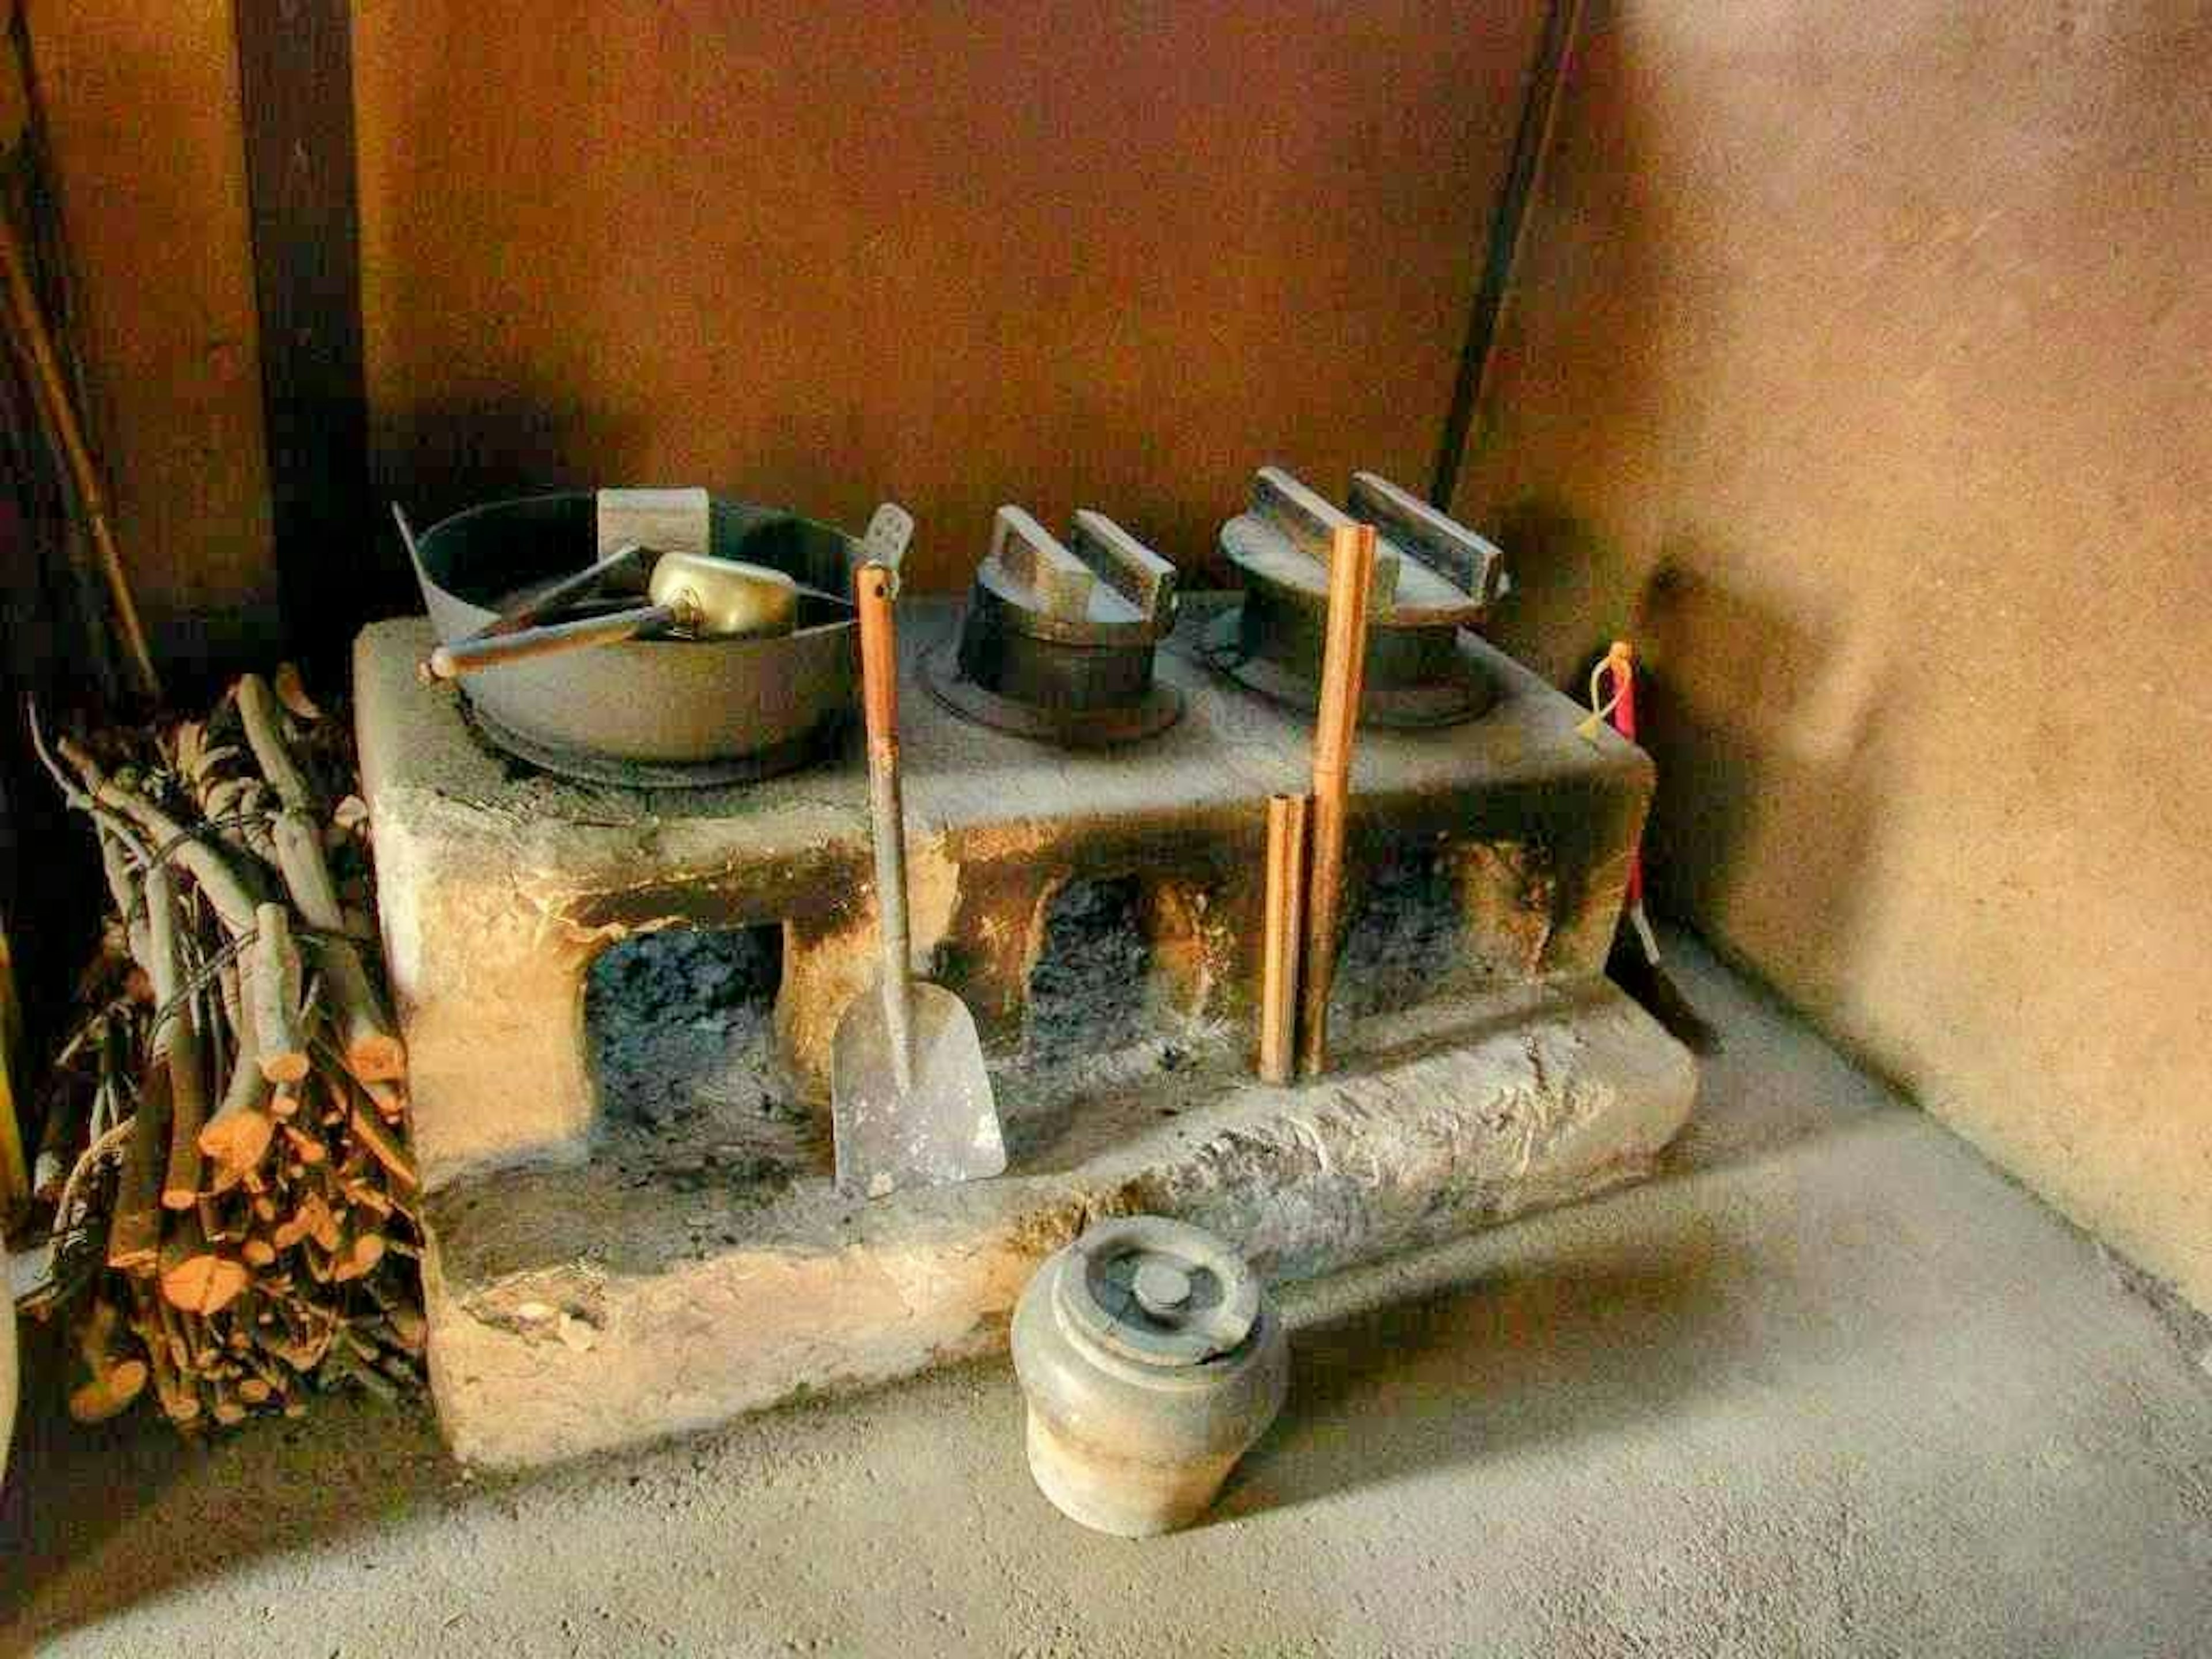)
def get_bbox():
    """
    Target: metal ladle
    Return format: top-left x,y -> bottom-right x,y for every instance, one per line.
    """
422,550 -> 844,680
